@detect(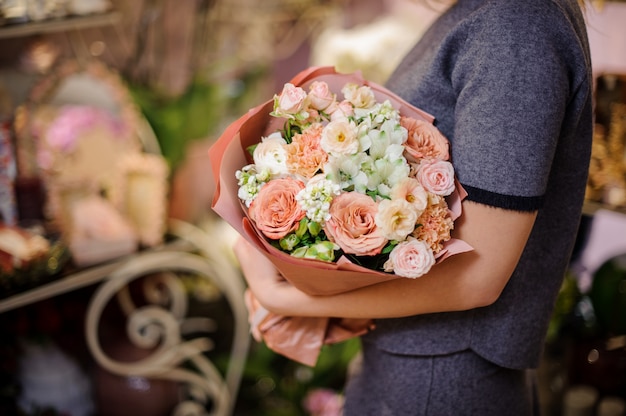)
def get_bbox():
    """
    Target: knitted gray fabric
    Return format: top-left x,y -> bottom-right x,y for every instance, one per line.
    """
344,345 -> 536,415
365,0 -> 593,371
